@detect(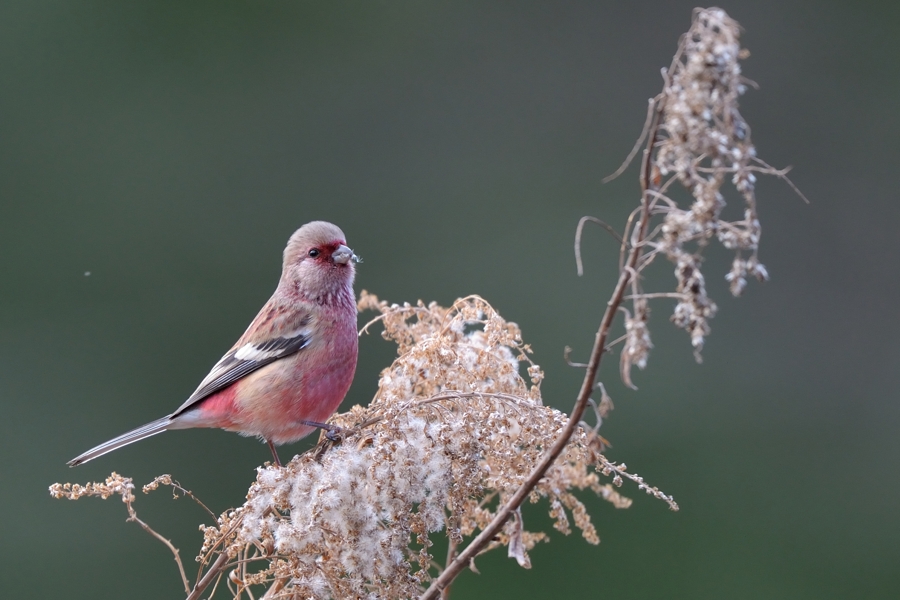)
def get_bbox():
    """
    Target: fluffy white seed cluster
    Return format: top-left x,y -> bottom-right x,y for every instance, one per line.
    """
195,293 -> 660,598
620,297 -> 652,389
